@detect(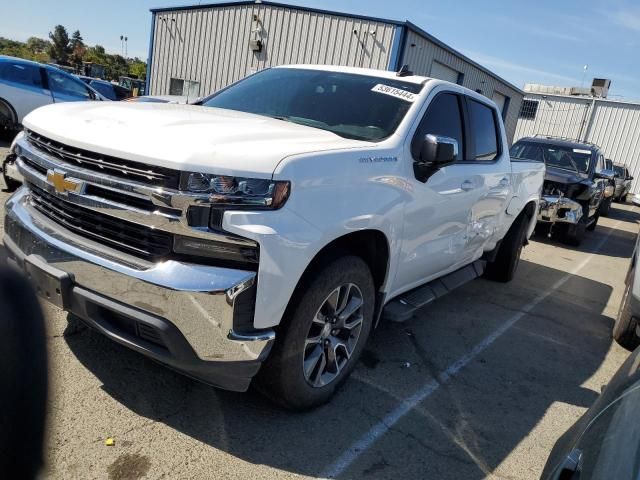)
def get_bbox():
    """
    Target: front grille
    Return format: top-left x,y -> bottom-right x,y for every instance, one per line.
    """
29,184 -> 173,261
25,129 -> 180,189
